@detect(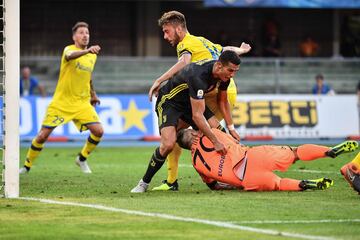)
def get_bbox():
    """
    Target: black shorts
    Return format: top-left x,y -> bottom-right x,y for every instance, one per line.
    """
155,95 -> 214,131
